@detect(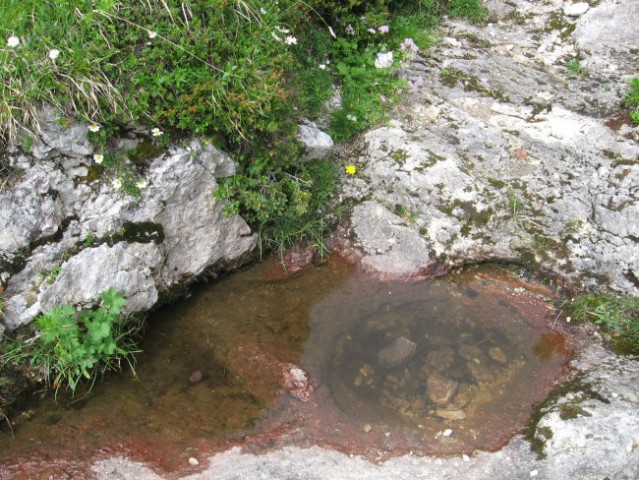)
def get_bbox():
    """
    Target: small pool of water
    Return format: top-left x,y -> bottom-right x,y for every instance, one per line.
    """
300,267 -> 571,456
0,256 -> 573,476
